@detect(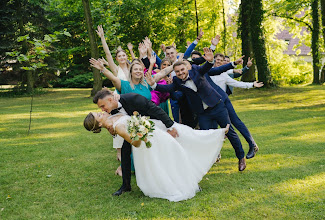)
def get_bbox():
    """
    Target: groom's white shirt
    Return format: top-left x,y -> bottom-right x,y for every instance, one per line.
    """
117,102 -> 128,115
